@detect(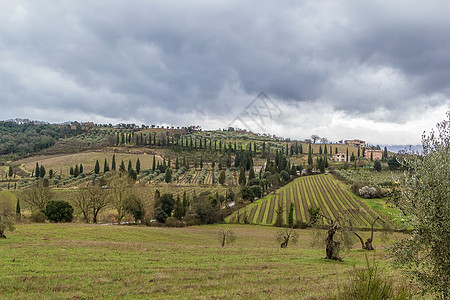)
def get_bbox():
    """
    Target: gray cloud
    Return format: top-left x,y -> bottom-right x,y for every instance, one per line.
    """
0,0 -> 449,142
